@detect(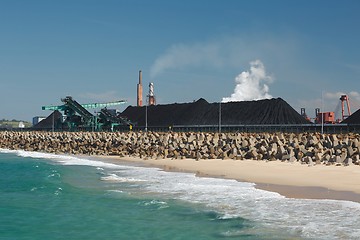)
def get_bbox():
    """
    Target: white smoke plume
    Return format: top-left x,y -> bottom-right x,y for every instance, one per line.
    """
222,60 -> 273,102
150,43 -> 222,79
